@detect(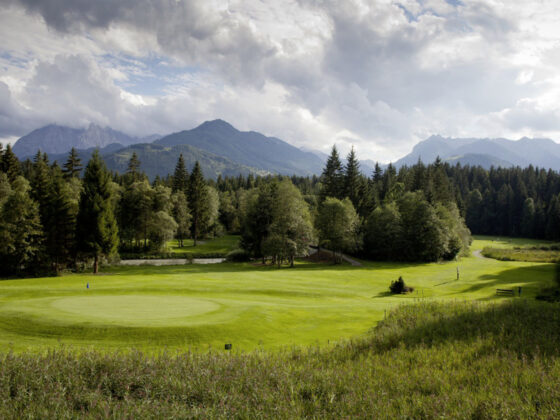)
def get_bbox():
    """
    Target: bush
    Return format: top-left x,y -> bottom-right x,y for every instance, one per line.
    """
389,276 -> 414,294
226,249 -> 251,262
